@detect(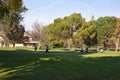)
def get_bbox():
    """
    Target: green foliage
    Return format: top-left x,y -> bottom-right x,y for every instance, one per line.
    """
47,13 -> 85,48
73,21 -> 97,46
0,0 -> 27,43
68,13 -> 85,31
60,20 -> 73,39
96,16 -> 117,44
47,17 -> 73,48
46,14 -> 118,48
